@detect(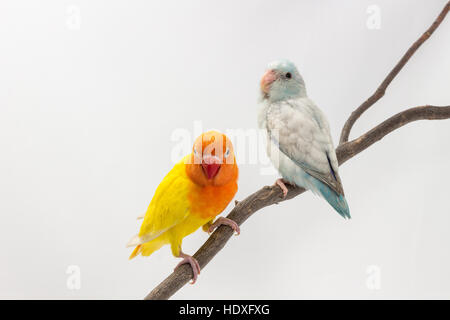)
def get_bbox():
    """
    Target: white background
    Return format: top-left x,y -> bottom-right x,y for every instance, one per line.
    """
0,0 -> 449,299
